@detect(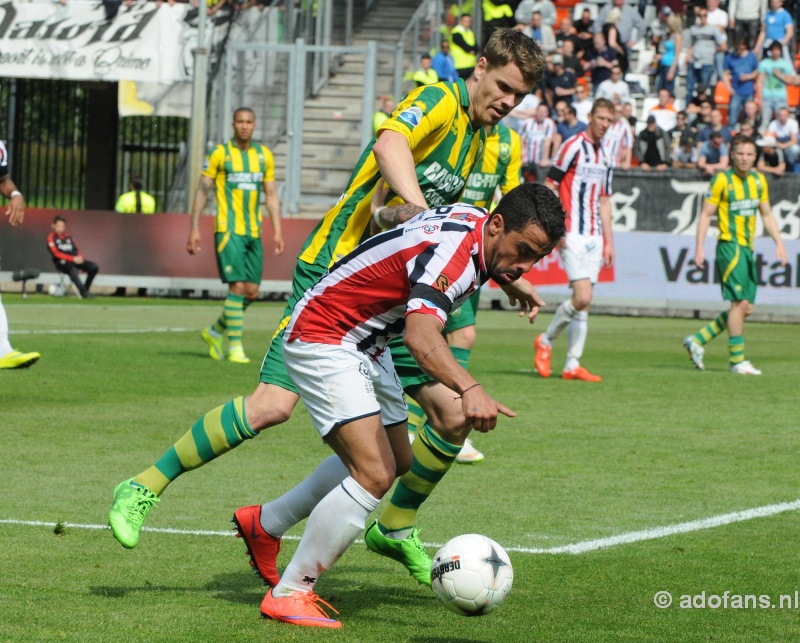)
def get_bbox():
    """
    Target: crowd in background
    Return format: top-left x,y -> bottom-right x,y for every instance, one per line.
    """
407,0 -> 800,176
